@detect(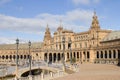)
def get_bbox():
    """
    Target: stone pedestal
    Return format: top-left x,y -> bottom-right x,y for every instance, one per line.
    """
29,75 -> 33,80
41,72 -> 44,80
